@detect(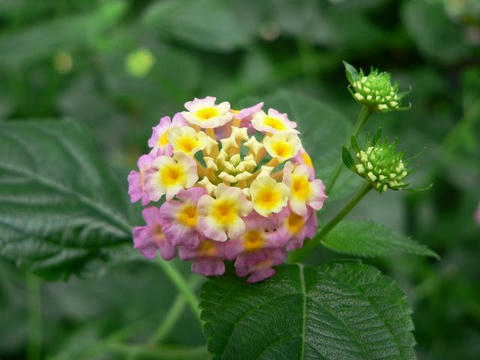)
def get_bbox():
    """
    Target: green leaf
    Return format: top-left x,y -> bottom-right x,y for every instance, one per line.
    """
0,120 -> 135,279
200,261 -> 416,359
402,0 -> 469,64
343,61 -> 359,84
372,127 -> 383,145
142,0 -> 249,52
0,1 -> 127,68
351,135 -> 360,153
258,90 -> 363,201
342,146 -> 355,170
323,220 -> 439,259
